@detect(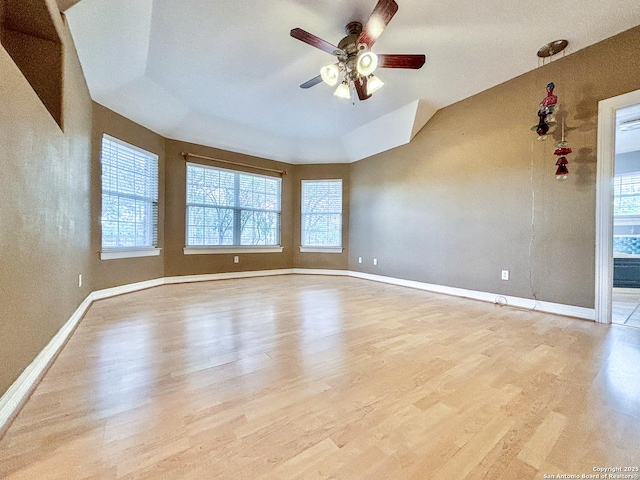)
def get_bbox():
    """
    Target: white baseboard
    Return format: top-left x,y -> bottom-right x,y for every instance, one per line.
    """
293,268 -> 349,276
0,267 -> 595,437
0,295 -> 92,436
90,278 -> 165,301
347,271 -> 595,321
163,269 -> 294,285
